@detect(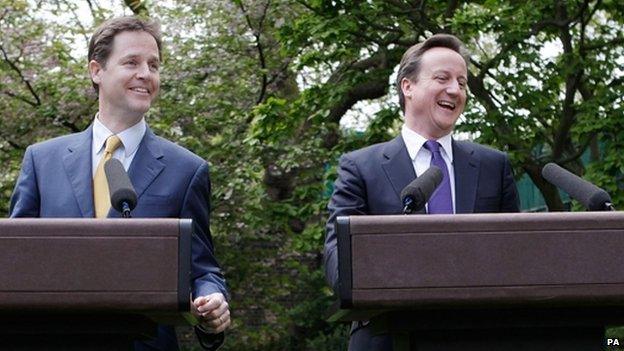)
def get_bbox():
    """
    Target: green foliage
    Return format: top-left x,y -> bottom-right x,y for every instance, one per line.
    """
1,0 -> 623,350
